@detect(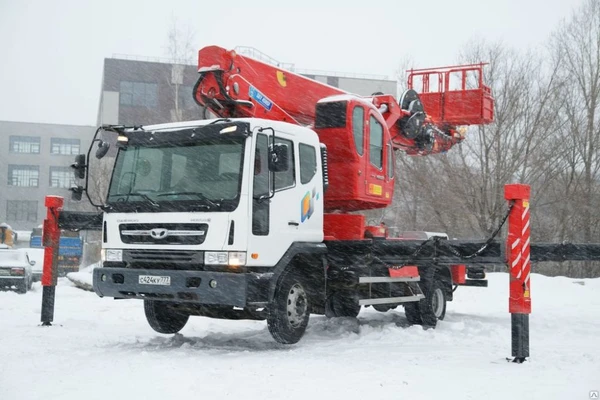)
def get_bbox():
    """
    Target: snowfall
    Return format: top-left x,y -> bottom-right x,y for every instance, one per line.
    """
1,270 -> 598,400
